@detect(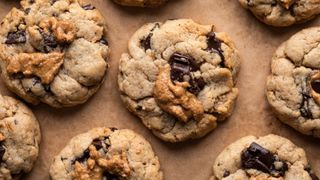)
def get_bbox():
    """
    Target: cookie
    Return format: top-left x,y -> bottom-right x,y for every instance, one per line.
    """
0,94 -> 41,179
112,0 -> 167,7
0,0 -> 109,108
211,134 -> 319,180
238,0 -> 320,27
267,27 -> 320,138
118,19 -> 240,142
49,127 -> 163,180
